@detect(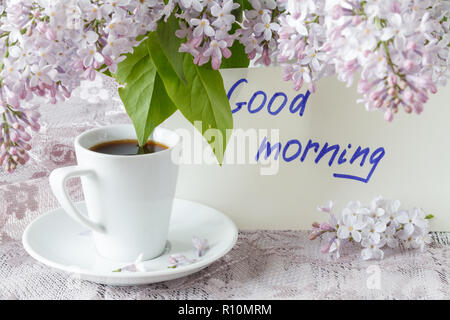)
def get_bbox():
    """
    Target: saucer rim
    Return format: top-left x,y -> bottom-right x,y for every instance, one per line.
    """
22,198 -> 238,280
